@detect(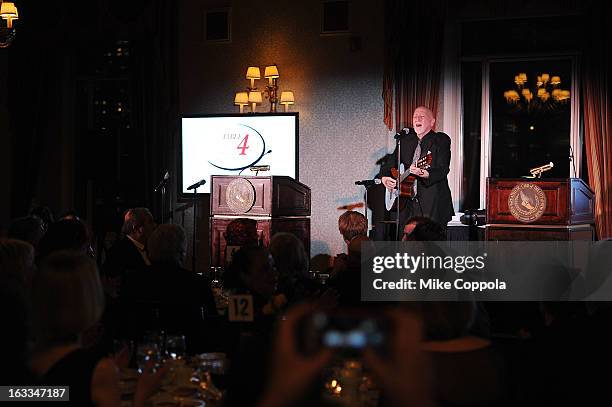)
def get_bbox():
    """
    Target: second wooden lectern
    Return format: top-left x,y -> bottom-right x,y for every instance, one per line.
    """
486,178 -> 595,241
